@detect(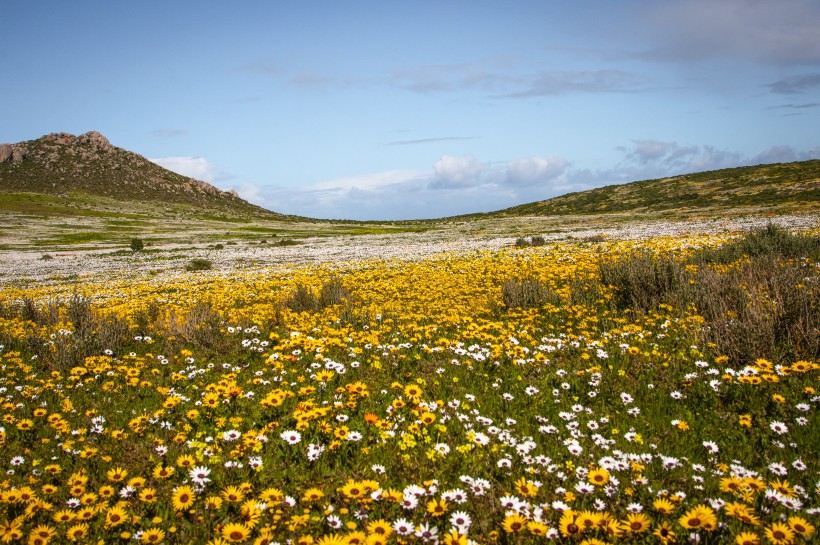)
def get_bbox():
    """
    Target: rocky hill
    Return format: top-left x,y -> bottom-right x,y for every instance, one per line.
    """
0,131 -> 279,218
